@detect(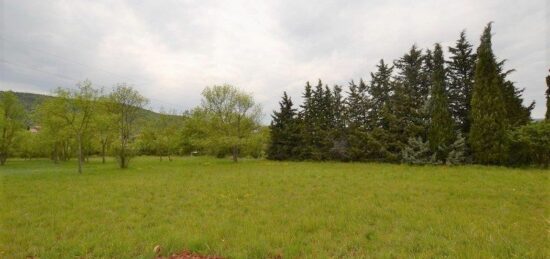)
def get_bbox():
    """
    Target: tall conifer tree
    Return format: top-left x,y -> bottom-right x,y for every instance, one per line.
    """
428,44 -> 455,159
447,31 -> 476,134
268,92 -> 299,160
469,23 -> 509,164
